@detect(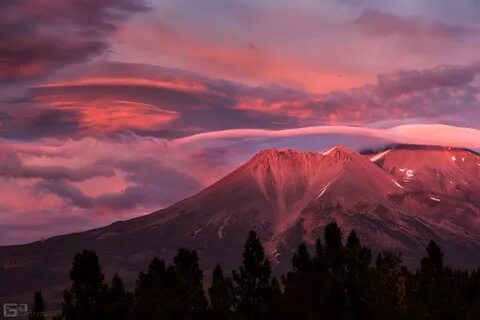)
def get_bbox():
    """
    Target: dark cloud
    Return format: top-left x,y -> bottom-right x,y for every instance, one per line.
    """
0,0 -> 150,83
355,9 -> 478,39
98,157 -> 203,209
0,153 -> 115,181
0,103 -> 82,138
35,157 -> 202,210
316,63 -> 480,125
376,64 -> 480,97
37,181 -> 94,208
